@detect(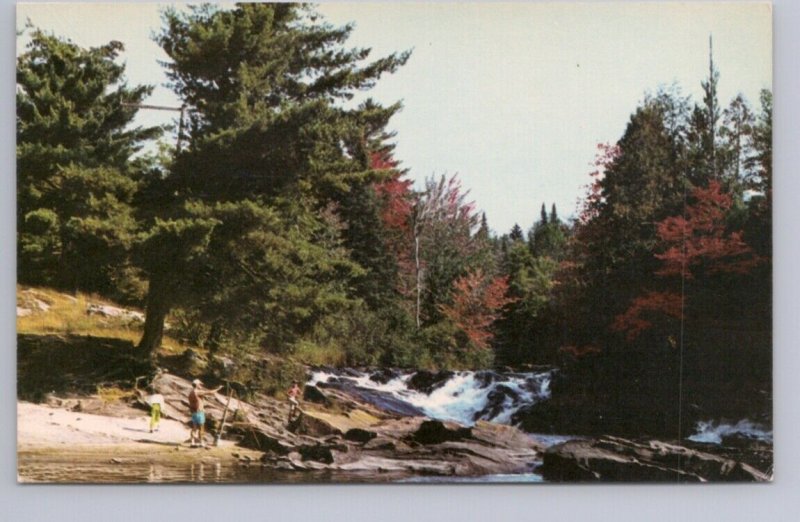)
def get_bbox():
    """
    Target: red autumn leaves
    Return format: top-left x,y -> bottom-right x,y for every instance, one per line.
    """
613,180 -> 762,340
